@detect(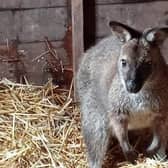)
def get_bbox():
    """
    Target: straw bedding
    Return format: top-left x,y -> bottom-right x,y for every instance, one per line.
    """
0,79 -> 86,168
0,79 -> 167,168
